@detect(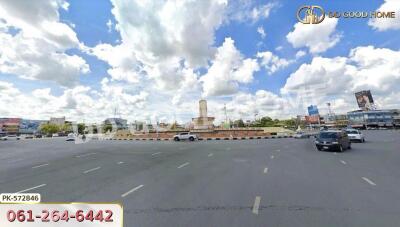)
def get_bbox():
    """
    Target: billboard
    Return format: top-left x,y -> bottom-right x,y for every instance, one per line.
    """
307,105 -> 319,116
305,115 -> 320,124
19,119 -> 45,134
0,118 -> 21,134
355,90 -> 374,110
